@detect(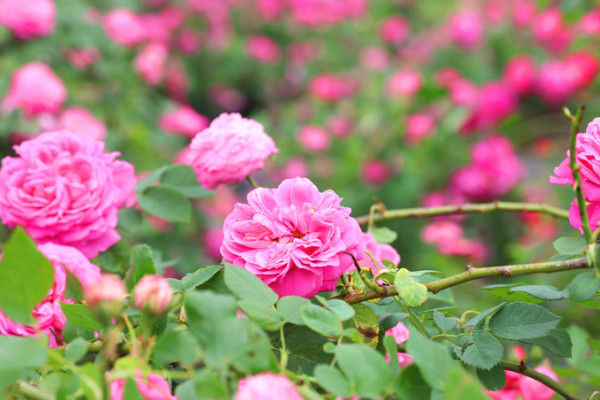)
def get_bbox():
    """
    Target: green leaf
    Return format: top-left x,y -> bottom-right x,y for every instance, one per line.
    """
314,365 -> 352,398
393,365 -> 432,400
445,366 -> 490,400
489,302 -> 561,340
521,329 -> 572,358
272,325 -> 333,374
336,344 -> 393,398
80,363 -> 105,400
369,226 -> 397,244
326,299 -> 355,321
568,325 -> 589,365
459,331 -> 503,370
509,285 -> 566,302
136,185 -> 191,223
566,272 -> 600,302
65,337 -> 87,363
181,265 -> 222,291
223,263 -> 278,305
553,236 -> 586,255
587,338 -> 600,354
464,303 -> 506,331
160,164 -> 213,198
238,299 -> 284,331
64,269 -> 84,301
351,304 -> 380,347
406,326 -> 453,391
277,296 -> 310,325
151,329 -> 201,367
483,284 -> 549,304
411,270 -> 444,278
384,333 -> 401,375
135,166 -> 168,194
433,310 -> 457,332
0,227 -> 54,324
300,304 -> 341,337
476,363 -> 506,391
395,268 -> 428,307
132,245 -> 156,285
124,378 -> 145,400
0,336 -> 47,371
185,291 -> 237,345
60,303 -> 103,332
